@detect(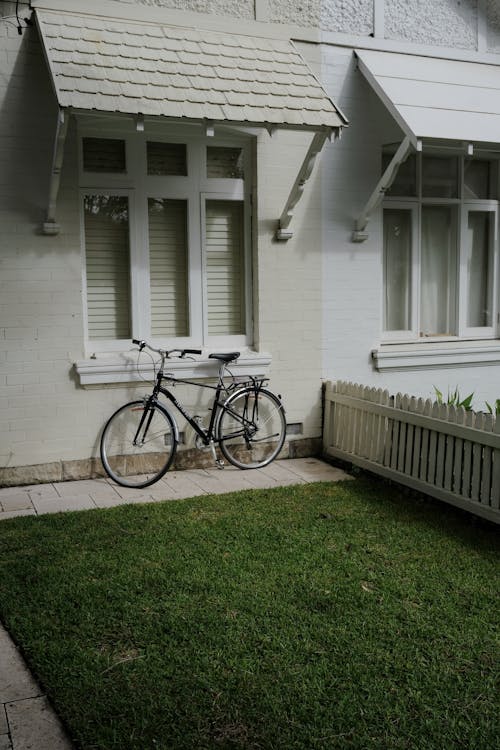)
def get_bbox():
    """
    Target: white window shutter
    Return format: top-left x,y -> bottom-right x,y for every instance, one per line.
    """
84,196 -> 131,340
205,200 -> 245,336
148,199 -> 189,337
